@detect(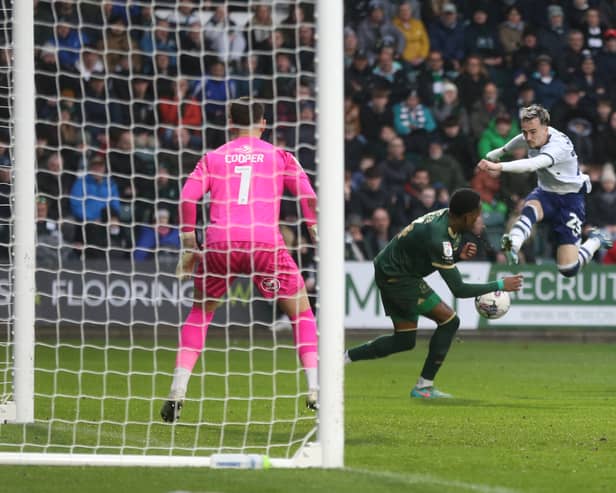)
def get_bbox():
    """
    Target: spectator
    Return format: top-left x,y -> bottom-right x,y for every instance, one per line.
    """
456,55 -> 490,111
561,29 -> 588,82
600,0 -> 616,27
432,81 -> 469,134
69,154 -> 121,257
49,18 -> 89,70
83,71 -> 110,143
499,5 -> 525,58
551,84 -> 595,131
155,164 -> 180,222
204,6 -> 247,66
140,18 -> 177,70
593,97 -> 613,137
372,44 -> 407,101
298,24 -> 316,73
574,53 -> 608,109
345,122 -> 368,173
469,82 -> 507,141
409,185 -> 439,220
153,53 -> 177,100
101,14 -> 141,74
36,196 -> 62,269
421,138 -> 466,192
158,78 -> 203,149
477,112 -> 520,159
427,3 -> 465,68
460,214 -> 503,262
360,87 -> 394,142
392,2 -> 430,67
588,164 -> 616,235
538,5 -> 568,64
344,27 -> 360,68
512,28 -> 543,88
529,55 -> 566,110
356,1 -> 405,65
463,4 -> 503,70
393,88 -> 436,155
596,29 -> 616,84
582,8 -> 605,55
366,125 -> 398,163
133,208 -> 180,262
350,165 -> 393,221
179,19 -> 207,77
345,214 -> 372,261
595,110 -> 616,164
37,152 -> 74,220
363,207 -> 395,256
439,115 -> 476,179
379,136 -> 414,195
75,49 -> 105,82
416,50 -> 450,107
346,50 -> 374,103
250,4 -> 273,52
